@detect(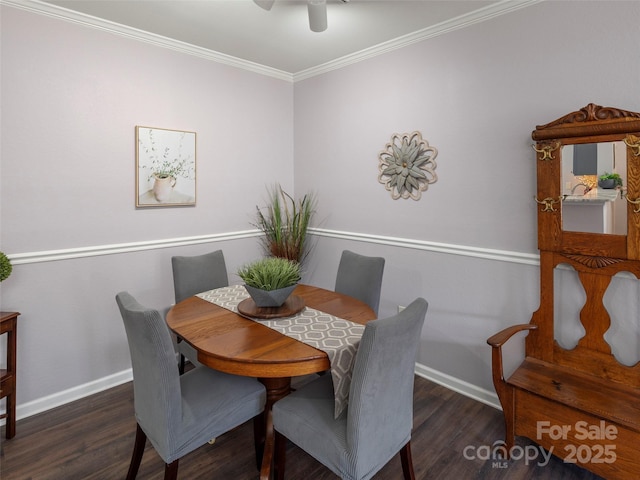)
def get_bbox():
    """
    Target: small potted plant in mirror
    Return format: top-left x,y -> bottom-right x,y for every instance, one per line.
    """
237,257 -> 301,308
598,172 -> 623,189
